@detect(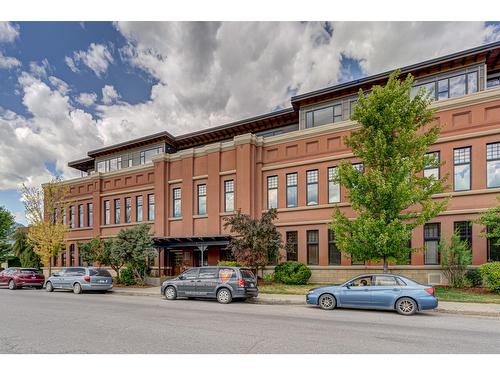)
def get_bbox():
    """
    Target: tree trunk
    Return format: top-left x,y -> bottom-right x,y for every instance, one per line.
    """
383,256 -> 388,273
48,261 -> 51,278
